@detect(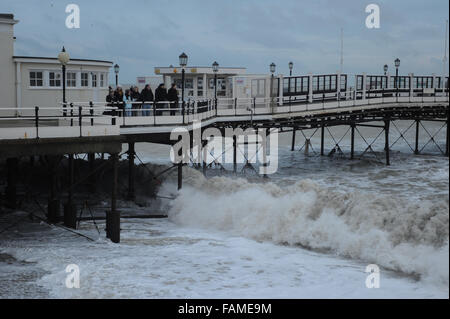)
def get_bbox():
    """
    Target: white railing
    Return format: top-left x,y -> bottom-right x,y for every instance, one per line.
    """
0,105 -> 120,140
1,87 -> 448,139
